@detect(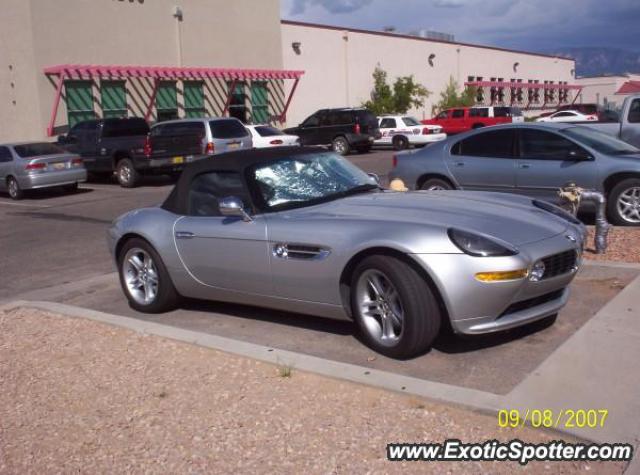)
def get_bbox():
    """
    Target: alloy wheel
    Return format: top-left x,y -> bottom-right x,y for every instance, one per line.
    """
8,179 -> 19,198
355,269 -> 405,346
122,248 -> 159,305
118,162 -> 131,185
616,187 -> 640,224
